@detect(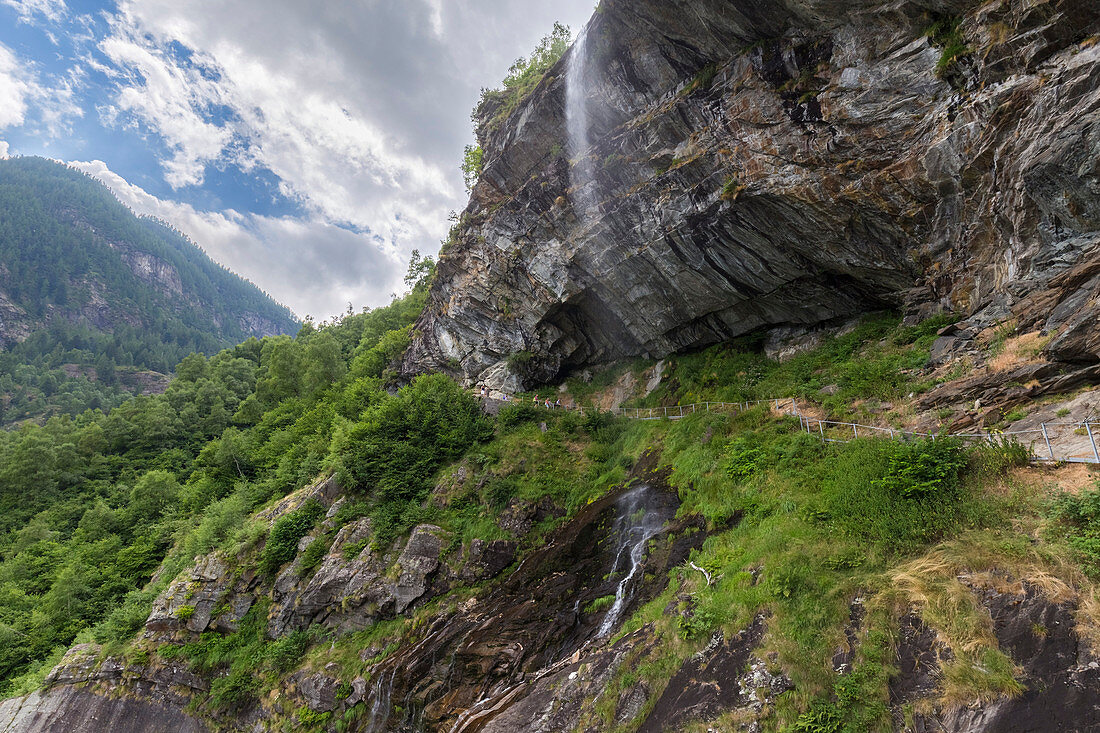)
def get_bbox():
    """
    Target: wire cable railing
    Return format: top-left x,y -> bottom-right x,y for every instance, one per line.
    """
517,394 -> 1100,465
